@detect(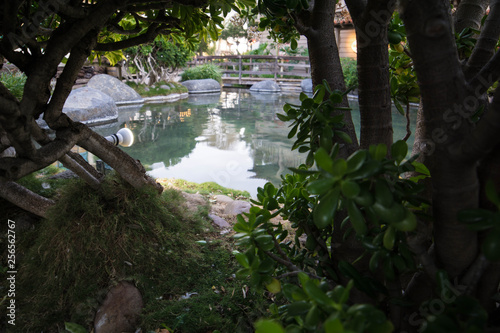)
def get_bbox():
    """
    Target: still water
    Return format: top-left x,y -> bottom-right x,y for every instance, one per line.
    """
97,88 -> 416,197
